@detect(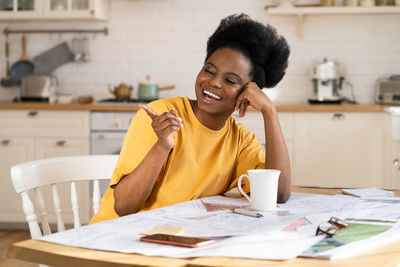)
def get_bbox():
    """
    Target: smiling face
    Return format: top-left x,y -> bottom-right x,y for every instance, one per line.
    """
193,47 -> 252,128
